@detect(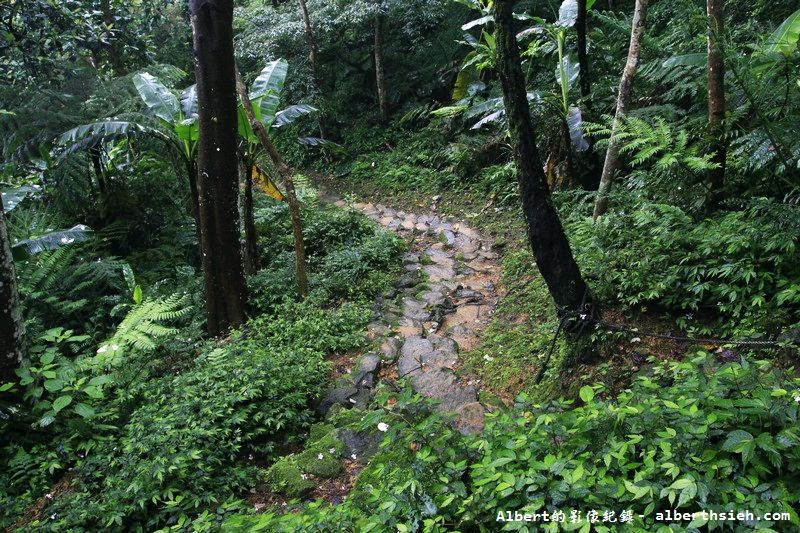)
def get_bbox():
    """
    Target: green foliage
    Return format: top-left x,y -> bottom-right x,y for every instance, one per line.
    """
221,353 -> 800,532
564,194 -> 800,336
